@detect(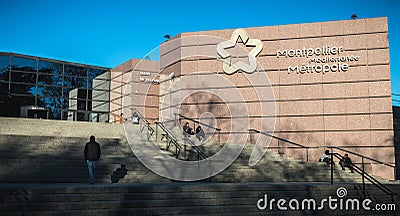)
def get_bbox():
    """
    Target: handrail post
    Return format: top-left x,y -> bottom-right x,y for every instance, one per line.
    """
278,140 -> 281,155
362,157 -> 365,199
146,123 -> 150,140
155,123 -> 158,141
249,130 -> 253,145
218,130 -> 220,145
184,139 -> 187,160
139,117 -> 142,132
176,142 -> 179,159
306,148 -> 309,162
174,113 -> 177,126
330,147 -> 334,185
